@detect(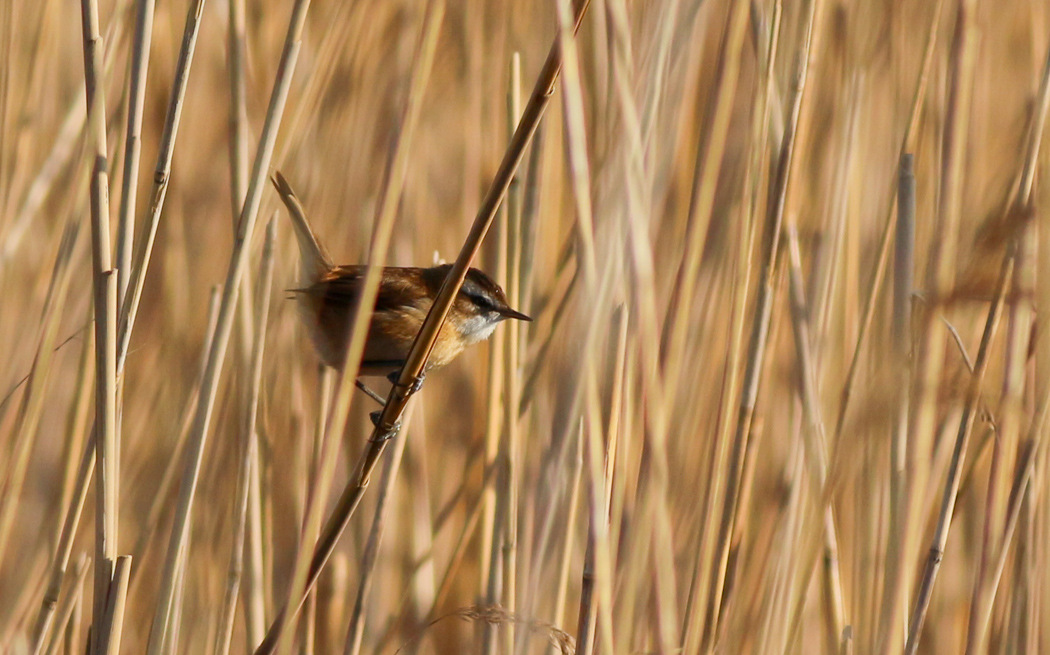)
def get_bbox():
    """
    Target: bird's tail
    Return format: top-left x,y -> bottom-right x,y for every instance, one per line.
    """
270,171 -> 333,284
